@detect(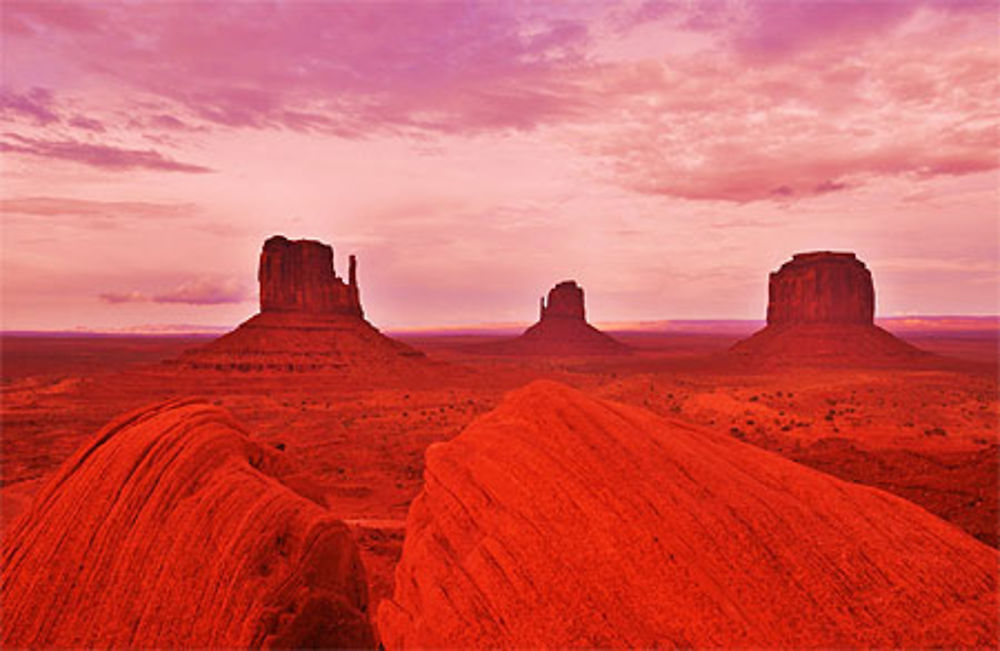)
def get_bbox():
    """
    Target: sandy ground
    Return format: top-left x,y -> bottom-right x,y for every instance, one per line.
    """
1,325 -> 997,607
